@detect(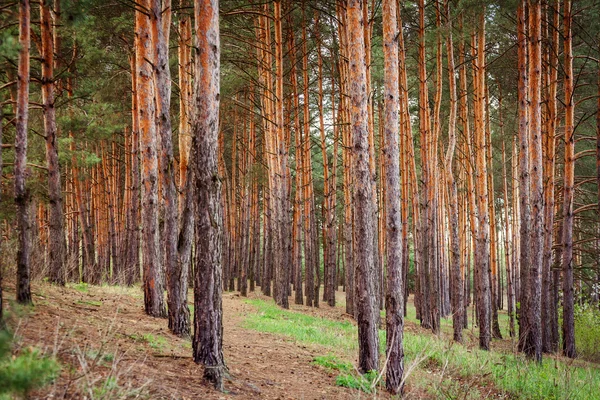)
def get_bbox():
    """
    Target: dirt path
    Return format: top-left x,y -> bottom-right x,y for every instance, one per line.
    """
4,283 -> 394,399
